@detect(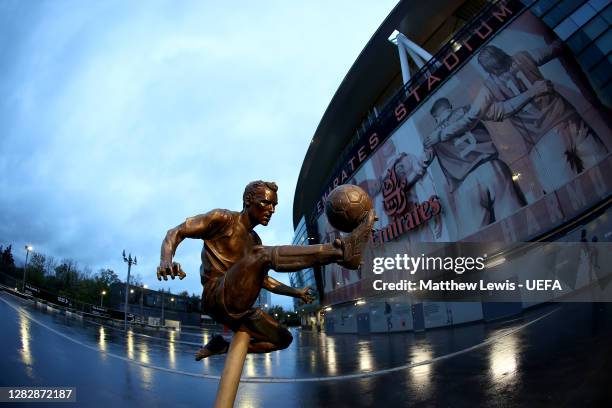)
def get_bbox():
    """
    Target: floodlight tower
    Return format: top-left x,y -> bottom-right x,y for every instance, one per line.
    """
22,245 -> 33,293
122,250 -> 137,331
